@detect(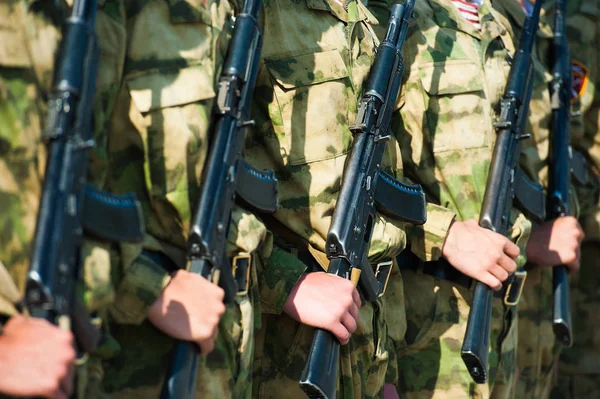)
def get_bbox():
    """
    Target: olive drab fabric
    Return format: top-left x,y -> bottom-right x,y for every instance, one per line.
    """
0,0 -> 122,397
368,0 -> 534,397
244,0 -> 407,397
95,0 -> 270,397
0,0 -> 50,300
